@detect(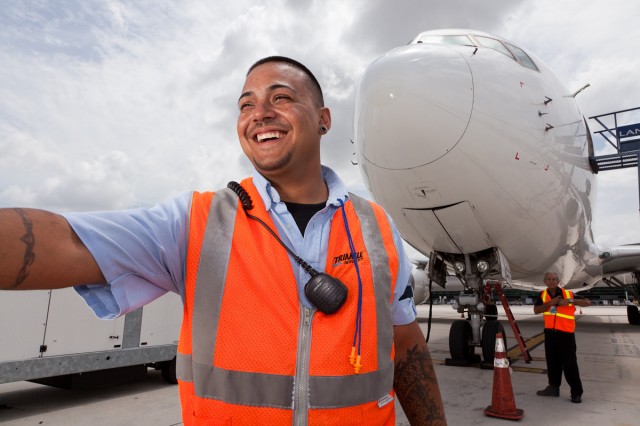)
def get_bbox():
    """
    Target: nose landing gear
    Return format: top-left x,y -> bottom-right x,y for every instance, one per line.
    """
446,282 -> 531,367
427,250 -> 532,367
